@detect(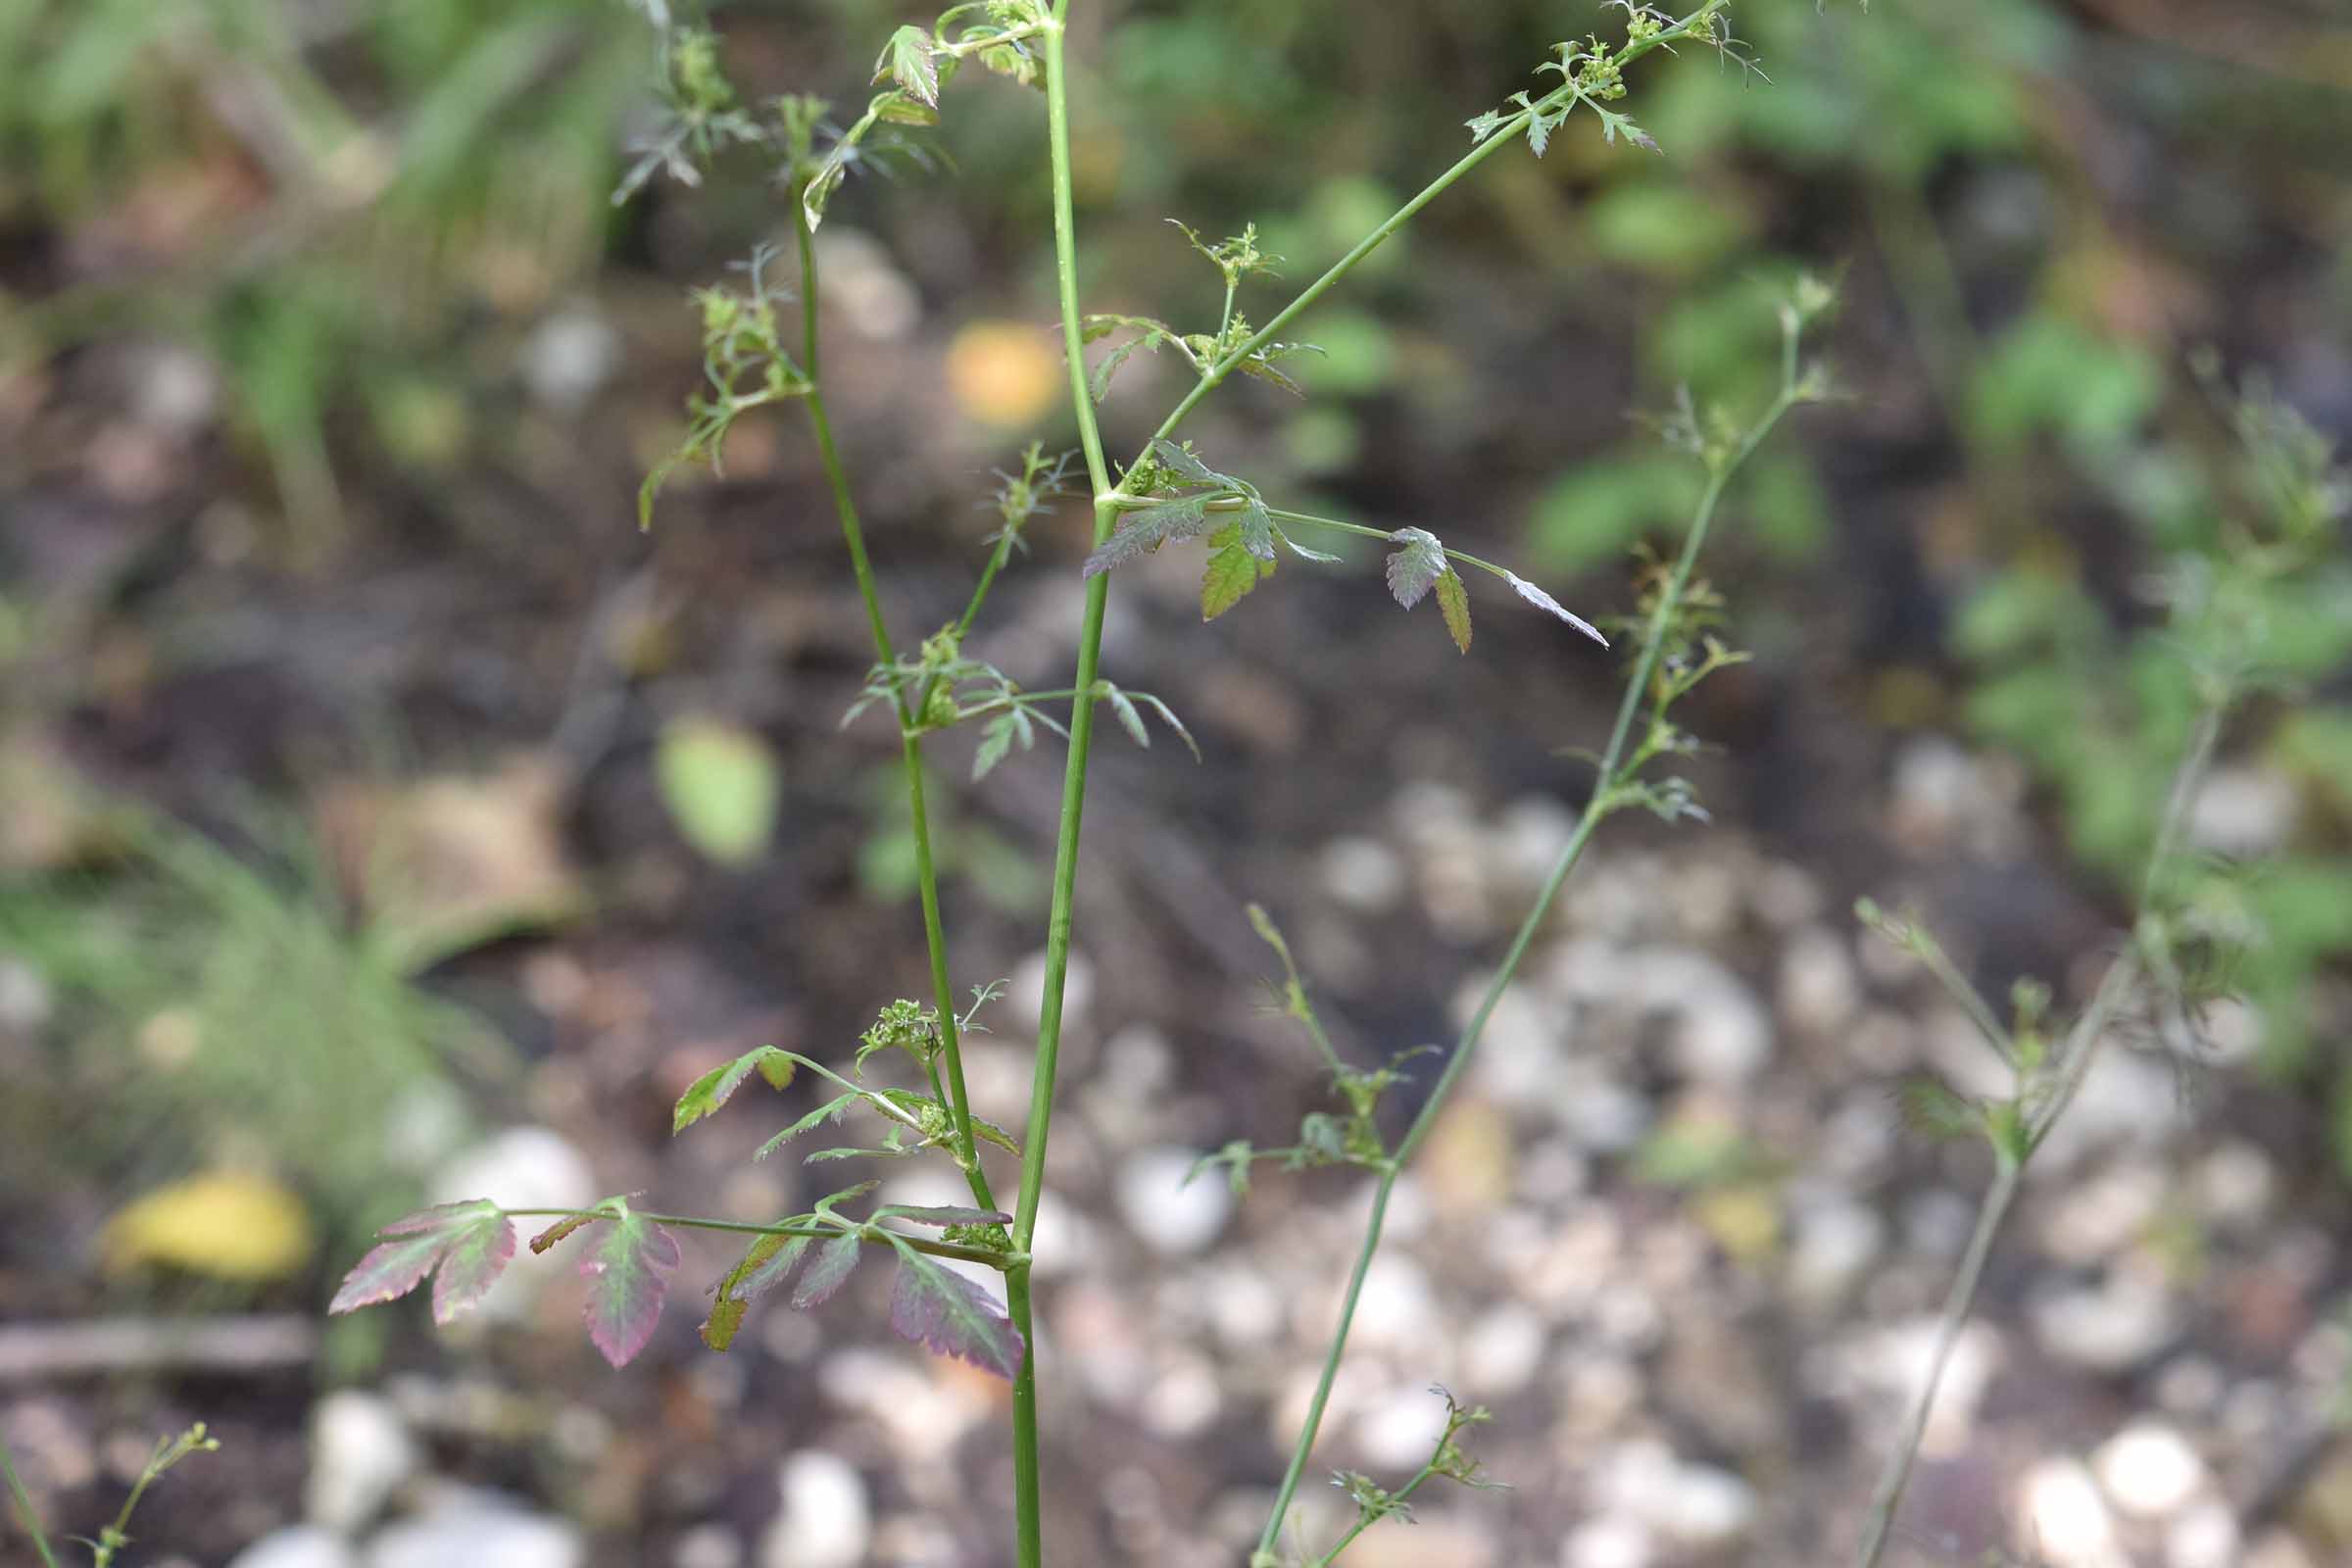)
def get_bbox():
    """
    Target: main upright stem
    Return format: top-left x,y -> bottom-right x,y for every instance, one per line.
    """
1007,6 -> 1110,1561
791,187 -> 996,1214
